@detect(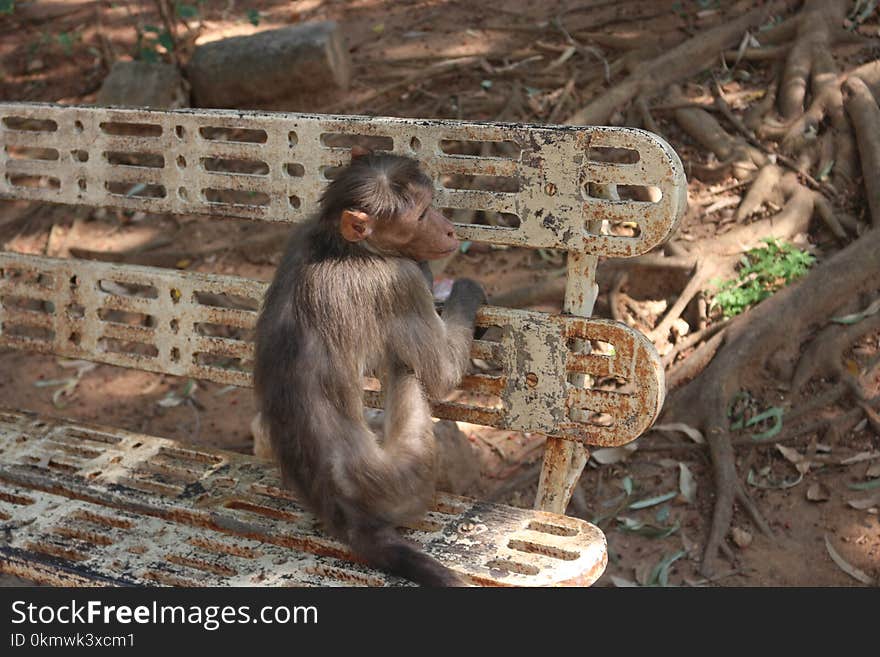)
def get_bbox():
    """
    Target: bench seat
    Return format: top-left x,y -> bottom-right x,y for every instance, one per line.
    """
0,410 -> 607,586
